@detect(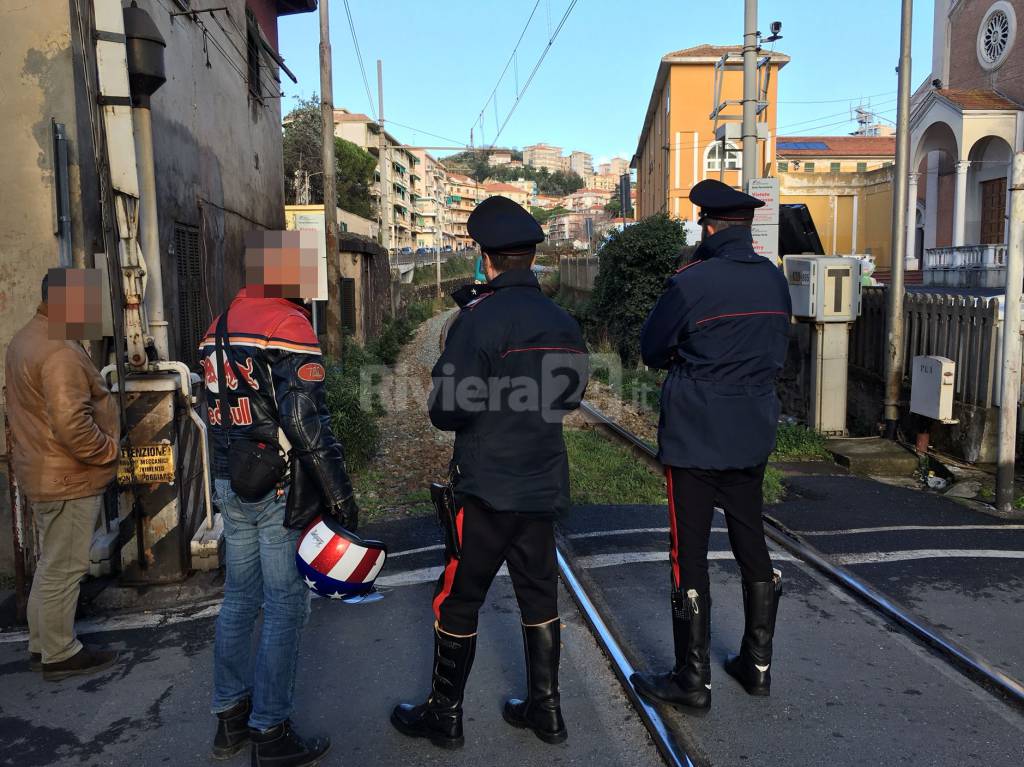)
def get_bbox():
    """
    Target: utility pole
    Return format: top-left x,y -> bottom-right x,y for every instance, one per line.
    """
883,0 -> 913,438
996,151 -> 1024,515
377,59 -> 391,257
741,0 -> 758,187
319,0 -> 341,357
